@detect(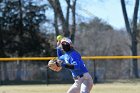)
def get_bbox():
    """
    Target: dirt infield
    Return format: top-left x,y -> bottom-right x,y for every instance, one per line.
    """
0,81 -> 140,93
